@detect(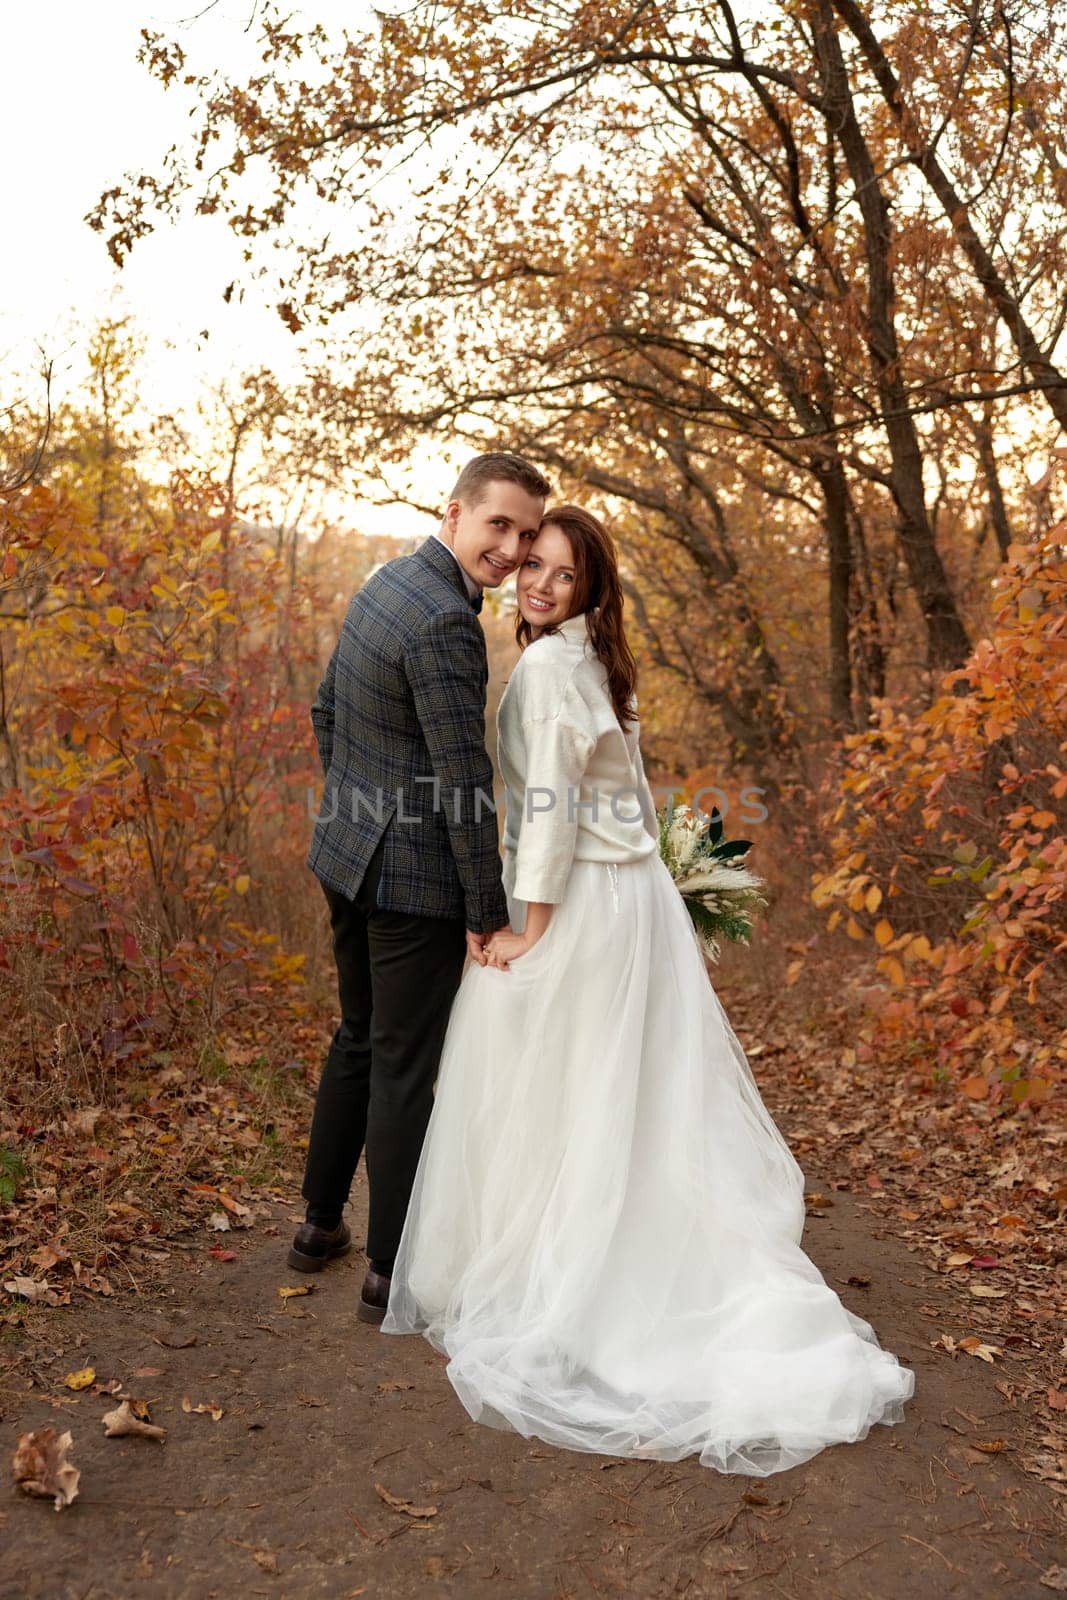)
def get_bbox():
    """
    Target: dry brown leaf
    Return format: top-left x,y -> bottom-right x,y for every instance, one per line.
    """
1040,1567 -> 1067,1592
12,1427 -> 80,1510
133,1366 -> 163,1379
63,1367 -> 96,1391
969,1284 -> 1009,1299
945,1252 -> 973,1268
181,1397 -> 224,1421
957,1337 -> 1004,1363
253,1550 -> 277,1573
102,1400 -> 166,1443
154,1330 -> 197,1350
971,1438 -> 1009,1453
1048,1388 -> 1067,1412
374,1481 -> 438,1519
377,1380 -> 416,1394
805,1193 -> 833,1208
4,1276 -> 64,1306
